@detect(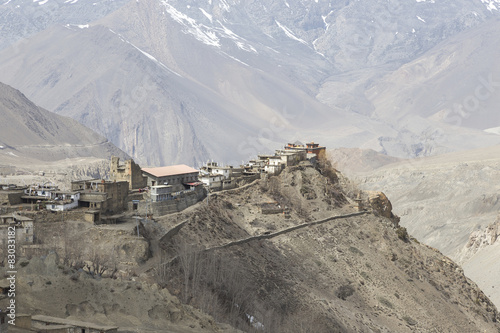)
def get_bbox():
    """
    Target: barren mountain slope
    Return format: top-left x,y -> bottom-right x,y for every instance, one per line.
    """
363,19 -> 500,132
0,0 -> 130,50
147,162 -> 500,332
4,160 -> 499,332
356,145 -> 500,257
0,254 -> 242,333
0,82 -> 128,166
328,148 -> 402,174
2,0 -> 500,166
350,145 -> 500,312
0,15 -> 366,166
